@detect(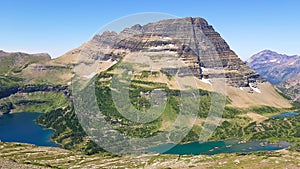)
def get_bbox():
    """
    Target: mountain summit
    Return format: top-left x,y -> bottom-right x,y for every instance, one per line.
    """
55,17 -> 288,108
59,17 -> 263,87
